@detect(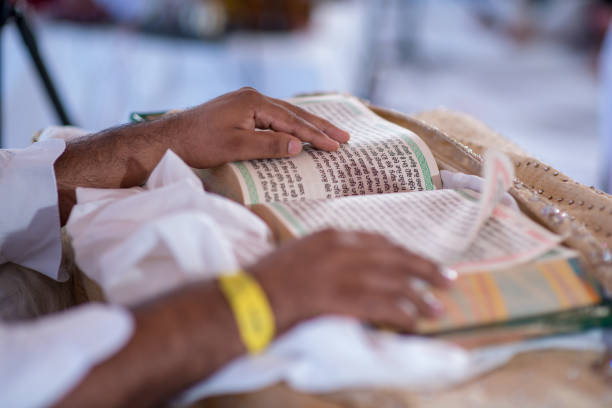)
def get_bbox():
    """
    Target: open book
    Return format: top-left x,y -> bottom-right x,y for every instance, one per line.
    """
139,94 -> 609,345
200,94 -> 442,204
